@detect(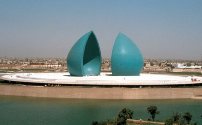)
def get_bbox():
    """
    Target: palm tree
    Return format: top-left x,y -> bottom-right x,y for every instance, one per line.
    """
183,112 -> 192,124
147,106 -> 159,121
173,112 -> 181,123
117,108 -> 133,125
